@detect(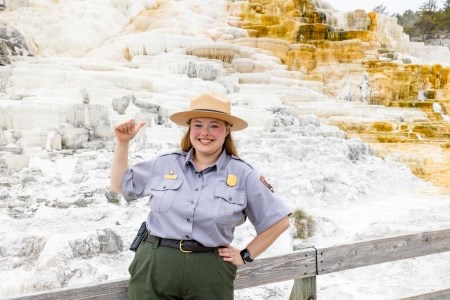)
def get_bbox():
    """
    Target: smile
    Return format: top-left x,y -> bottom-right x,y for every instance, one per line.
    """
199,139 -> 213,145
